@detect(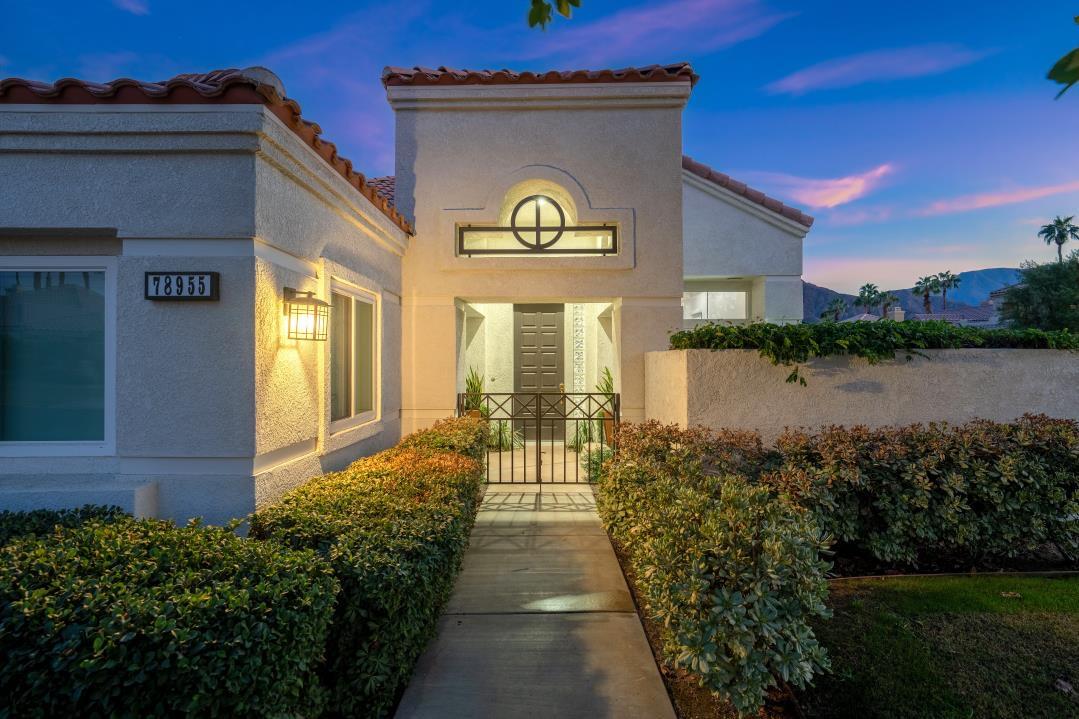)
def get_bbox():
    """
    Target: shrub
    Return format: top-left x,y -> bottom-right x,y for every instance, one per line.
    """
596,426 -> 831,717
0,504 -> 125,547
0,516 -> 338,718
397,415 -> 488,463
250,418 -> 486,718
764,414 -> 1079,566
669,321 -> 1079,384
